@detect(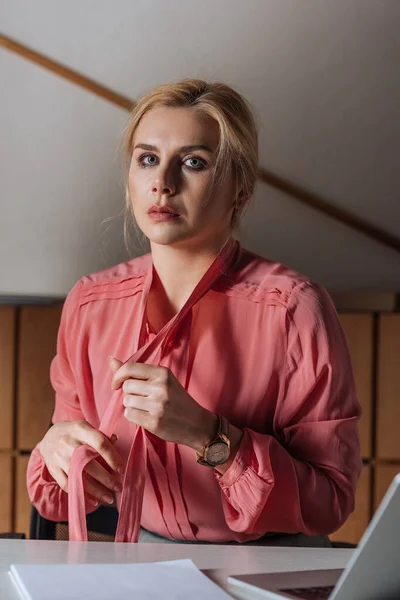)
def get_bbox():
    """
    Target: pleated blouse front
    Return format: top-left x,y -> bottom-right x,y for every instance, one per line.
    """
27,239 -> 362,543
